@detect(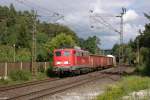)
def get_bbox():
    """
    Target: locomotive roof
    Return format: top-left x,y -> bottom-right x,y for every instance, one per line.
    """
54,48 -> 89,52
90,54 -> 112,57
